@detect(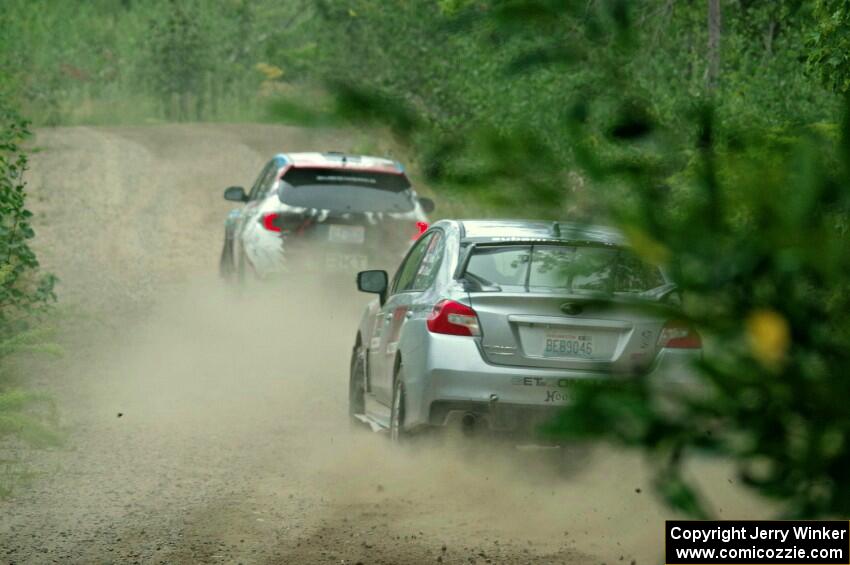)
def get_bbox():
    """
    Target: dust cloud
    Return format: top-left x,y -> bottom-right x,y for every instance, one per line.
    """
0,124 -> 769,564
